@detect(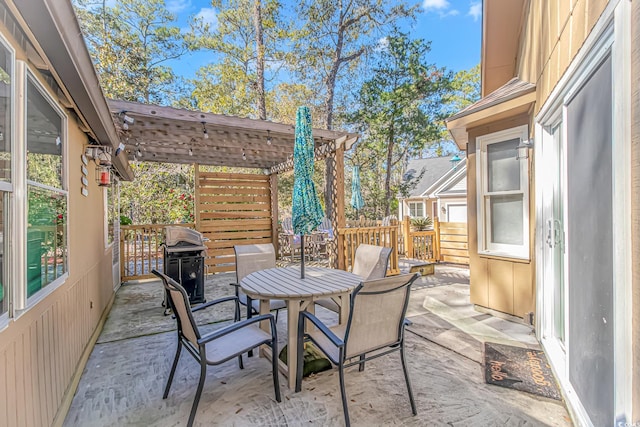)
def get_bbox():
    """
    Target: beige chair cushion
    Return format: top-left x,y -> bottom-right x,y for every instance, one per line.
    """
316,244 -> 391,314
235,244 -> 276,282
311,275 -> 415,361
307,324 -> 346,364
204,325 -> 272,364
315,297 -> 339,313
352,244 -> 392,280
344,275 -> 411,358
234,244 -> 286,311
168,286 -> 199,346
